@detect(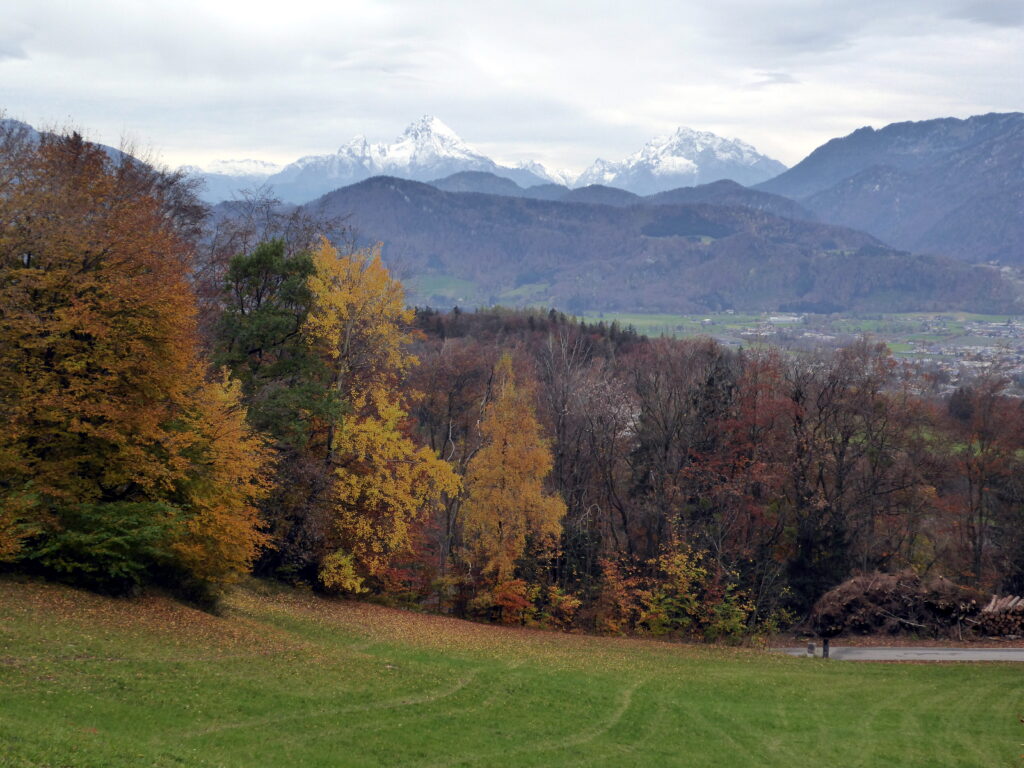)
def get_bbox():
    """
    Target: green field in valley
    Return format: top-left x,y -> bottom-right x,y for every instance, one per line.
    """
580,311 -> 764,338
1,577 -> 1021,767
